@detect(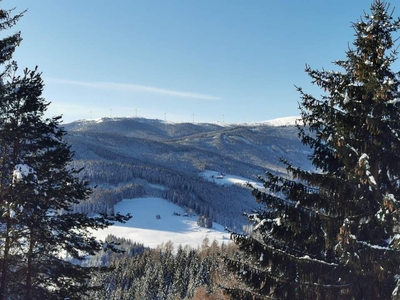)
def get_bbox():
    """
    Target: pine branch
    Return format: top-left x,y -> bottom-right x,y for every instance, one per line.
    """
232,232 -> 338,268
